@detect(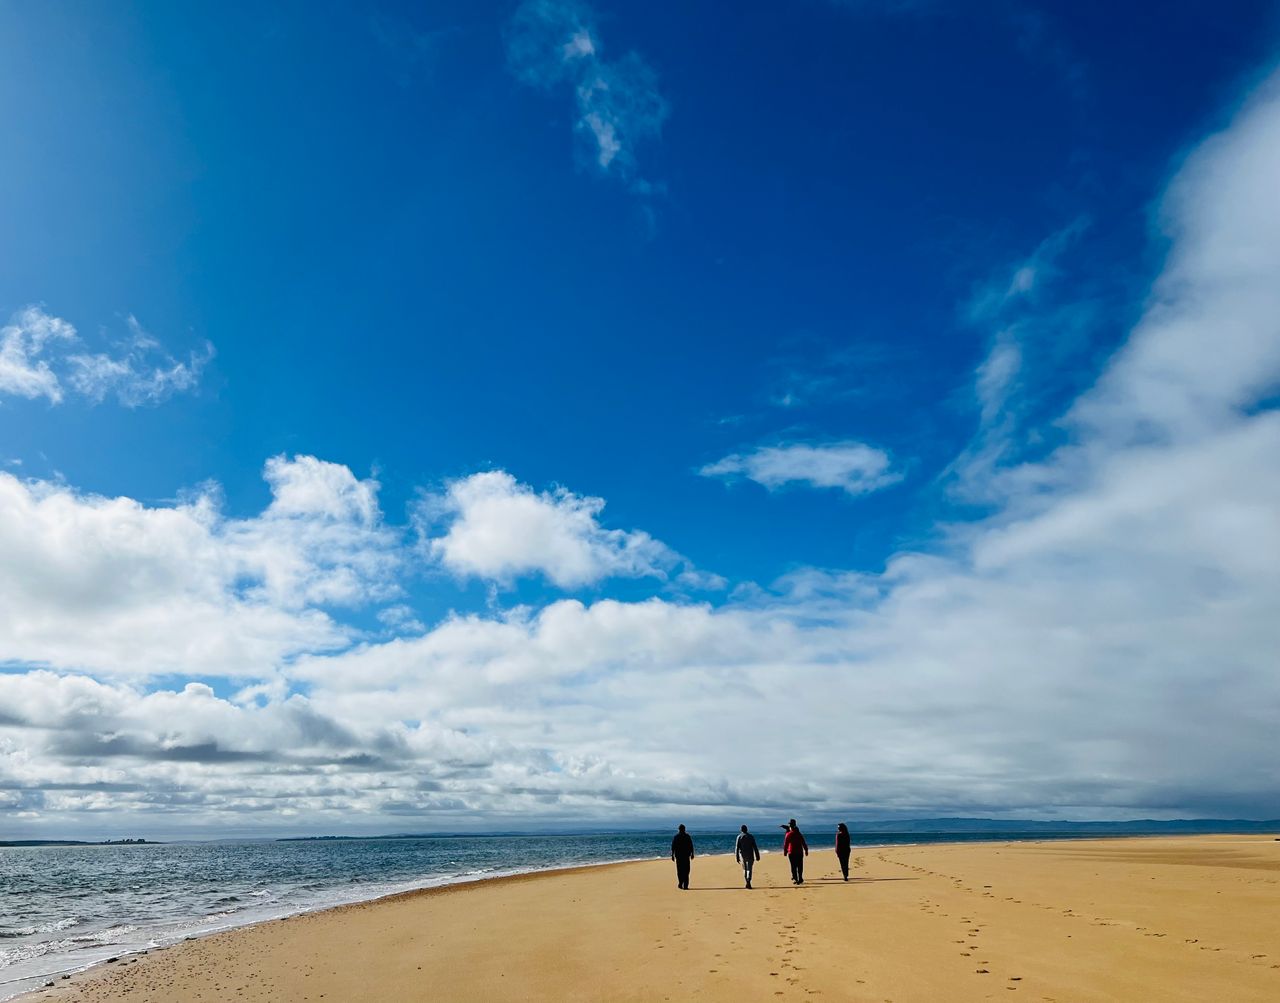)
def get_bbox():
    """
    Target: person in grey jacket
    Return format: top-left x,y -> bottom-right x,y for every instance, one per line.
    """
734,825 -> 761,889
